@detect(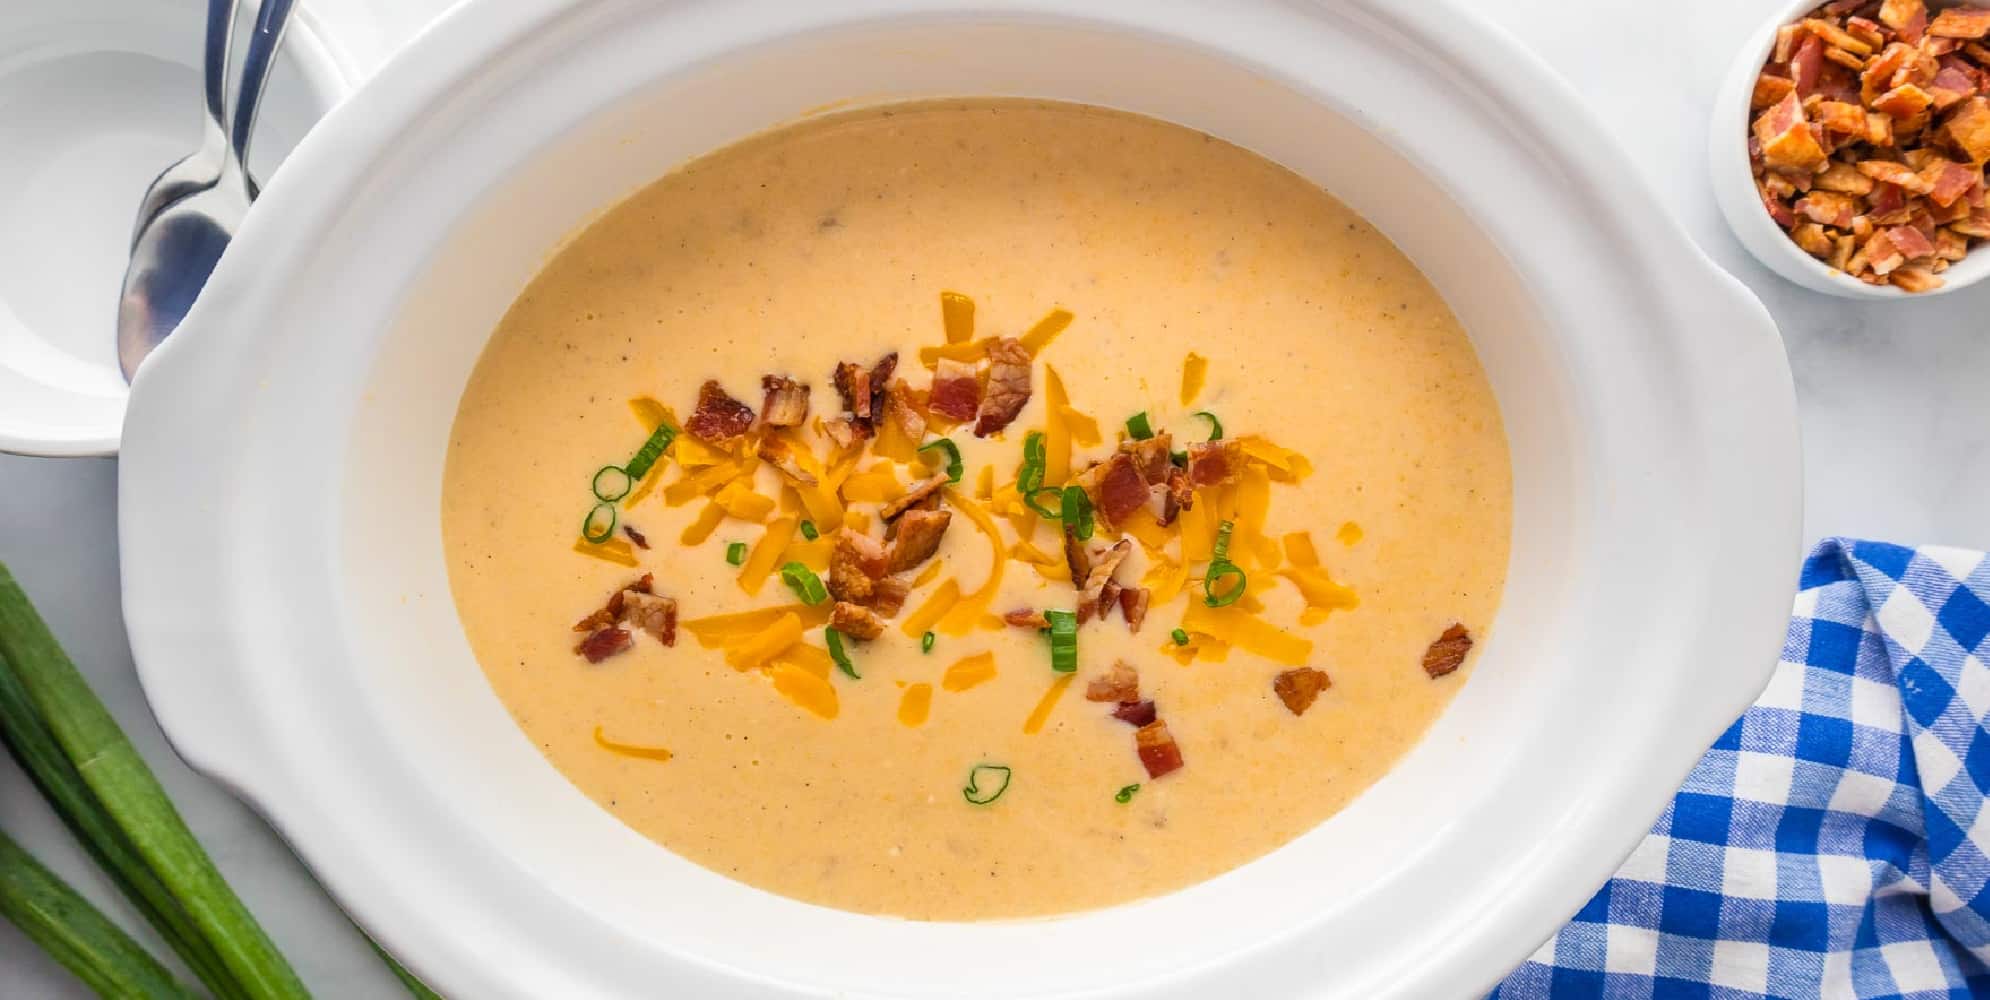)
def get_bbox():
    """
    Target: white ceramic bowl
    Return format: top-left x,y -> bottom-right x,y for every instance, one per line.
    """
0,0 -> 355,456
1710,0 -> 1990,298
118,1 -> 1803,996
